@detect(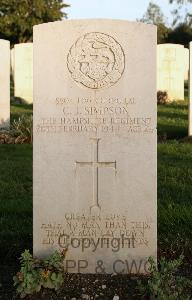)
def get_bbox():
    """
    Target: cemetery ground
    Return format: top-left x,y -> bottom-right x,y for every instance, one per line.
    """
10,103 -> 33,122
0,101 -> 192,299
